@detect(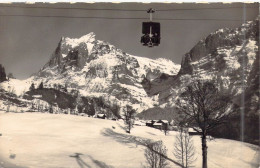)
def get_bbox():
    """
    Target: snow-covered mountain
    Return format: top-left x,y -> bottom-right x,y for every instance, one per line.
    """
142,20 -> 259,108
140,19 -> 259,144
1,19 -> 258,117
0,19 -> 258,144
0,32 -> 180,113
